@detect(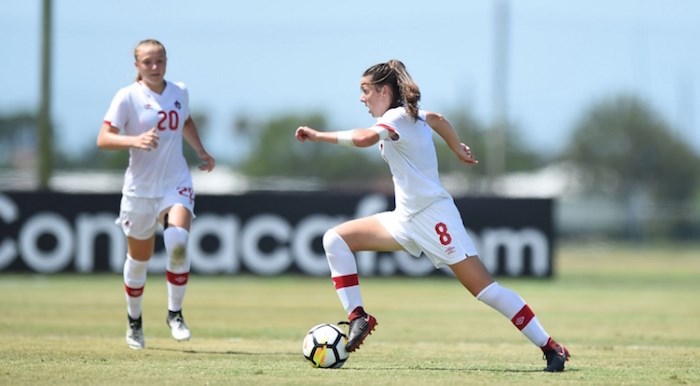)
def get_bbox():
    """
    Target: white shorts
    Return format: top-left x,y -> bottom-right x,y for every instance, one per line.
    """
116,186 -> 196,240
375,198 -> 478,268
